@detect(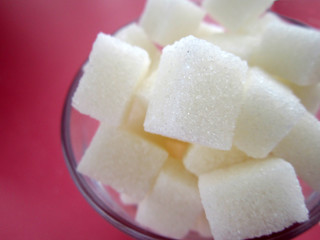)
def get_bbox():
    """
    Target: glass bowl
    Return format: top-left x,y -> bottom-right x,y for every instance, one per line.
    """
61,2 -> 320,240
62,66 -> 320,240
